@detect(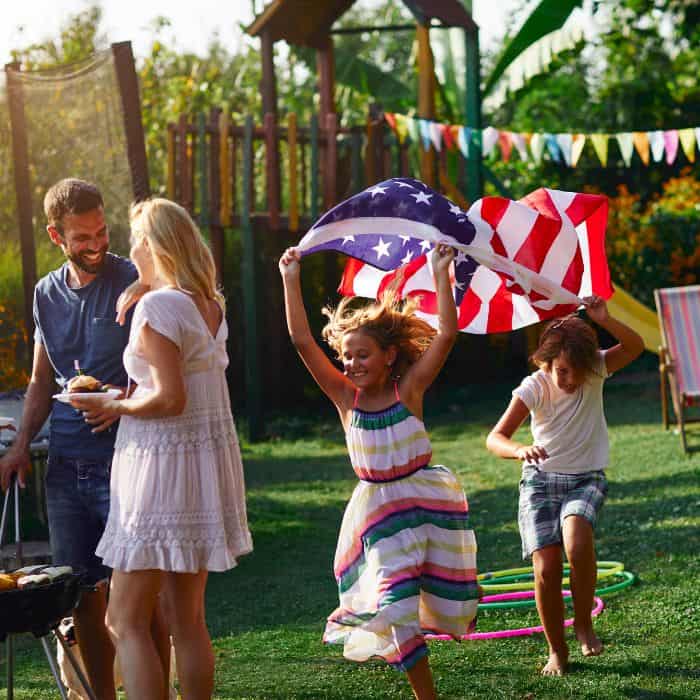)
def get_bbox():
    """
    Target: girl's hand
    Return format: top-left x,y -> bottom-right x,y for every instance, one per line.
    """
431,243 -> 455,275
69,394 -> 121,433
583,295 -> 609,325
116,281 -> 150,326
279,247 -> 301,280
514,444 -> 549,463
